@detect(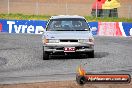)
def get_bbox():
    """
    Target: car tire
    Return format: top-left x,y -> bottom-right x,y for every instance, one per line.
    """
43,46 -> 49,60
88,51 -> 94,58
